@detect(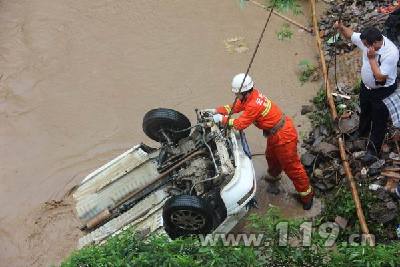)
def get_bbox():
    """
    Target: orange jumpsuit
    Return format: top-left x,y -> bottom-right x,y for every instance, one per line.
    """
216,88 -> 313,203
